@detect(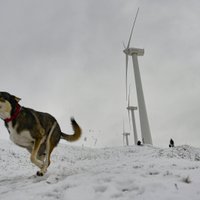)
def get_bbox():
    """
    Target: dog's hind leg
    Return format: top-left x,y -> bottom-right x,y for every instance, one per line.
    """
31,136 -> 46,169
37,122 -> 57,176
